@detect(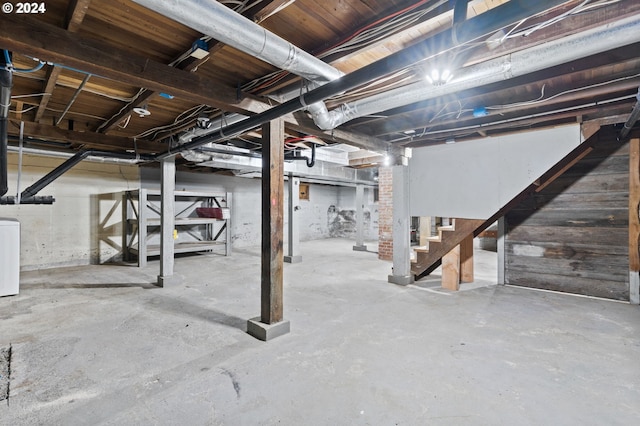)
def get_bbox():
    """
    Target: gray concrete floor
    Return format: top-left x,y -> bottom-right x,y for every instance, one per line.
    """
1,238 -> 639,425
